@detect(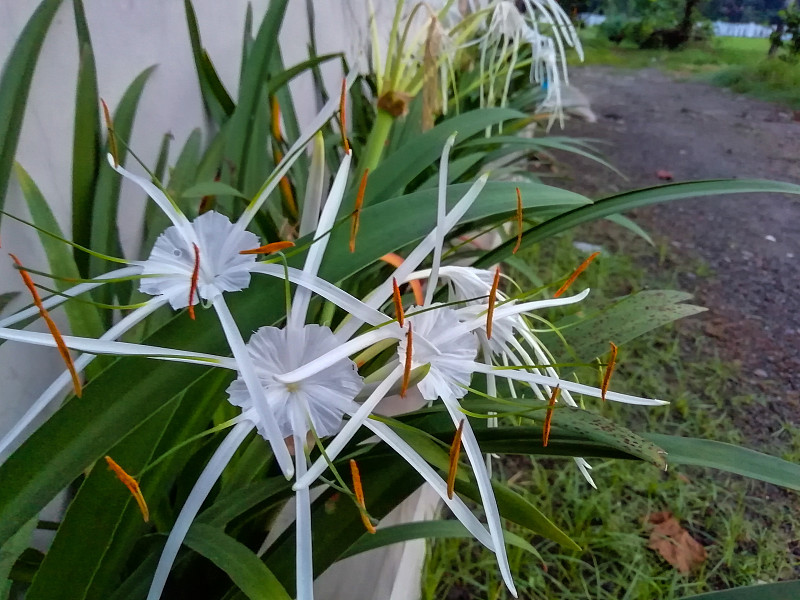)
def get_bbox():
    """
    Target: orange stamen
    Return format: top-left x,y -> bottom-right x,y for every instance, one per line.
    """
400,323 -> 413,397
349,459 -> 375,534
239,241 -> 295,255
340,78 -> 350,154
554,251 -> 600,298
601,342 -> 618,402
350,169 -> 369,253
446,419 -> 465,499
380,254 -> 424,305
392,277 -> 405,328
513,187 -> 523,255
105,456 -> 149,522
10,254 -> 82,397
270,95 -> 283,143
278,176 -> 297,218
101,99 -> 118,167
486,267 -> 501,340
542,385 -> 561,447
188,243 -> 200,320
